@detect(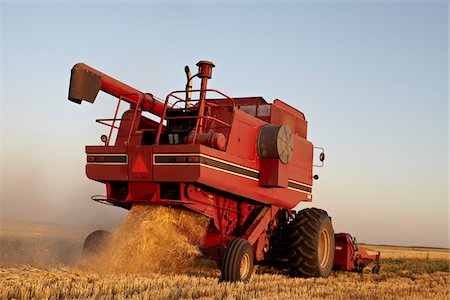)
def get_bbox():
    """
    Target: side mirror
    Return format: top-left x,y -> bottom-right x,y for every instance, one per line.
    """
319,152 -> 325,162
313,147 -> 325,167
